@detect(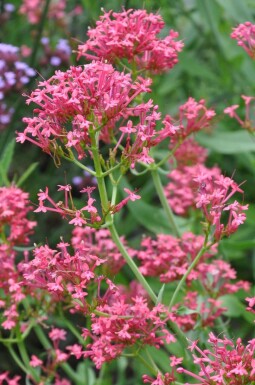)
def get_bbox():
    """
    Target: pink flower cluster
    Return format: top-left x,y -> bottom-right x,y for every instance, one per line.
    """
21,239 -> 108,313
165,163 -> 221,215
177,333 -> 255,384
170,138 -> 208,167
77,9 -> 183,74
84,293 -> 175,368
0,186 -> 36,245
34,185 -> 101,226
19,0 -> 66,25
0,372 -> 20,385
163,97 -> 216,143
173,259 -> 250,330
194,172 -> 248,240
224,94 -> 255,131
0,186 -> 36,330
17,62 -> 164,167
231,21 -> 255,58
72,226 -> 135,275
136,232 -> 215,283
